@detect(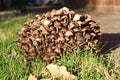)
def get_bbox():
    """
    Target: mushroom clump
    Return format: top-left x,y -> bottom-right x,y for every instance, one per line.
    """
16,7 -> 102,61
